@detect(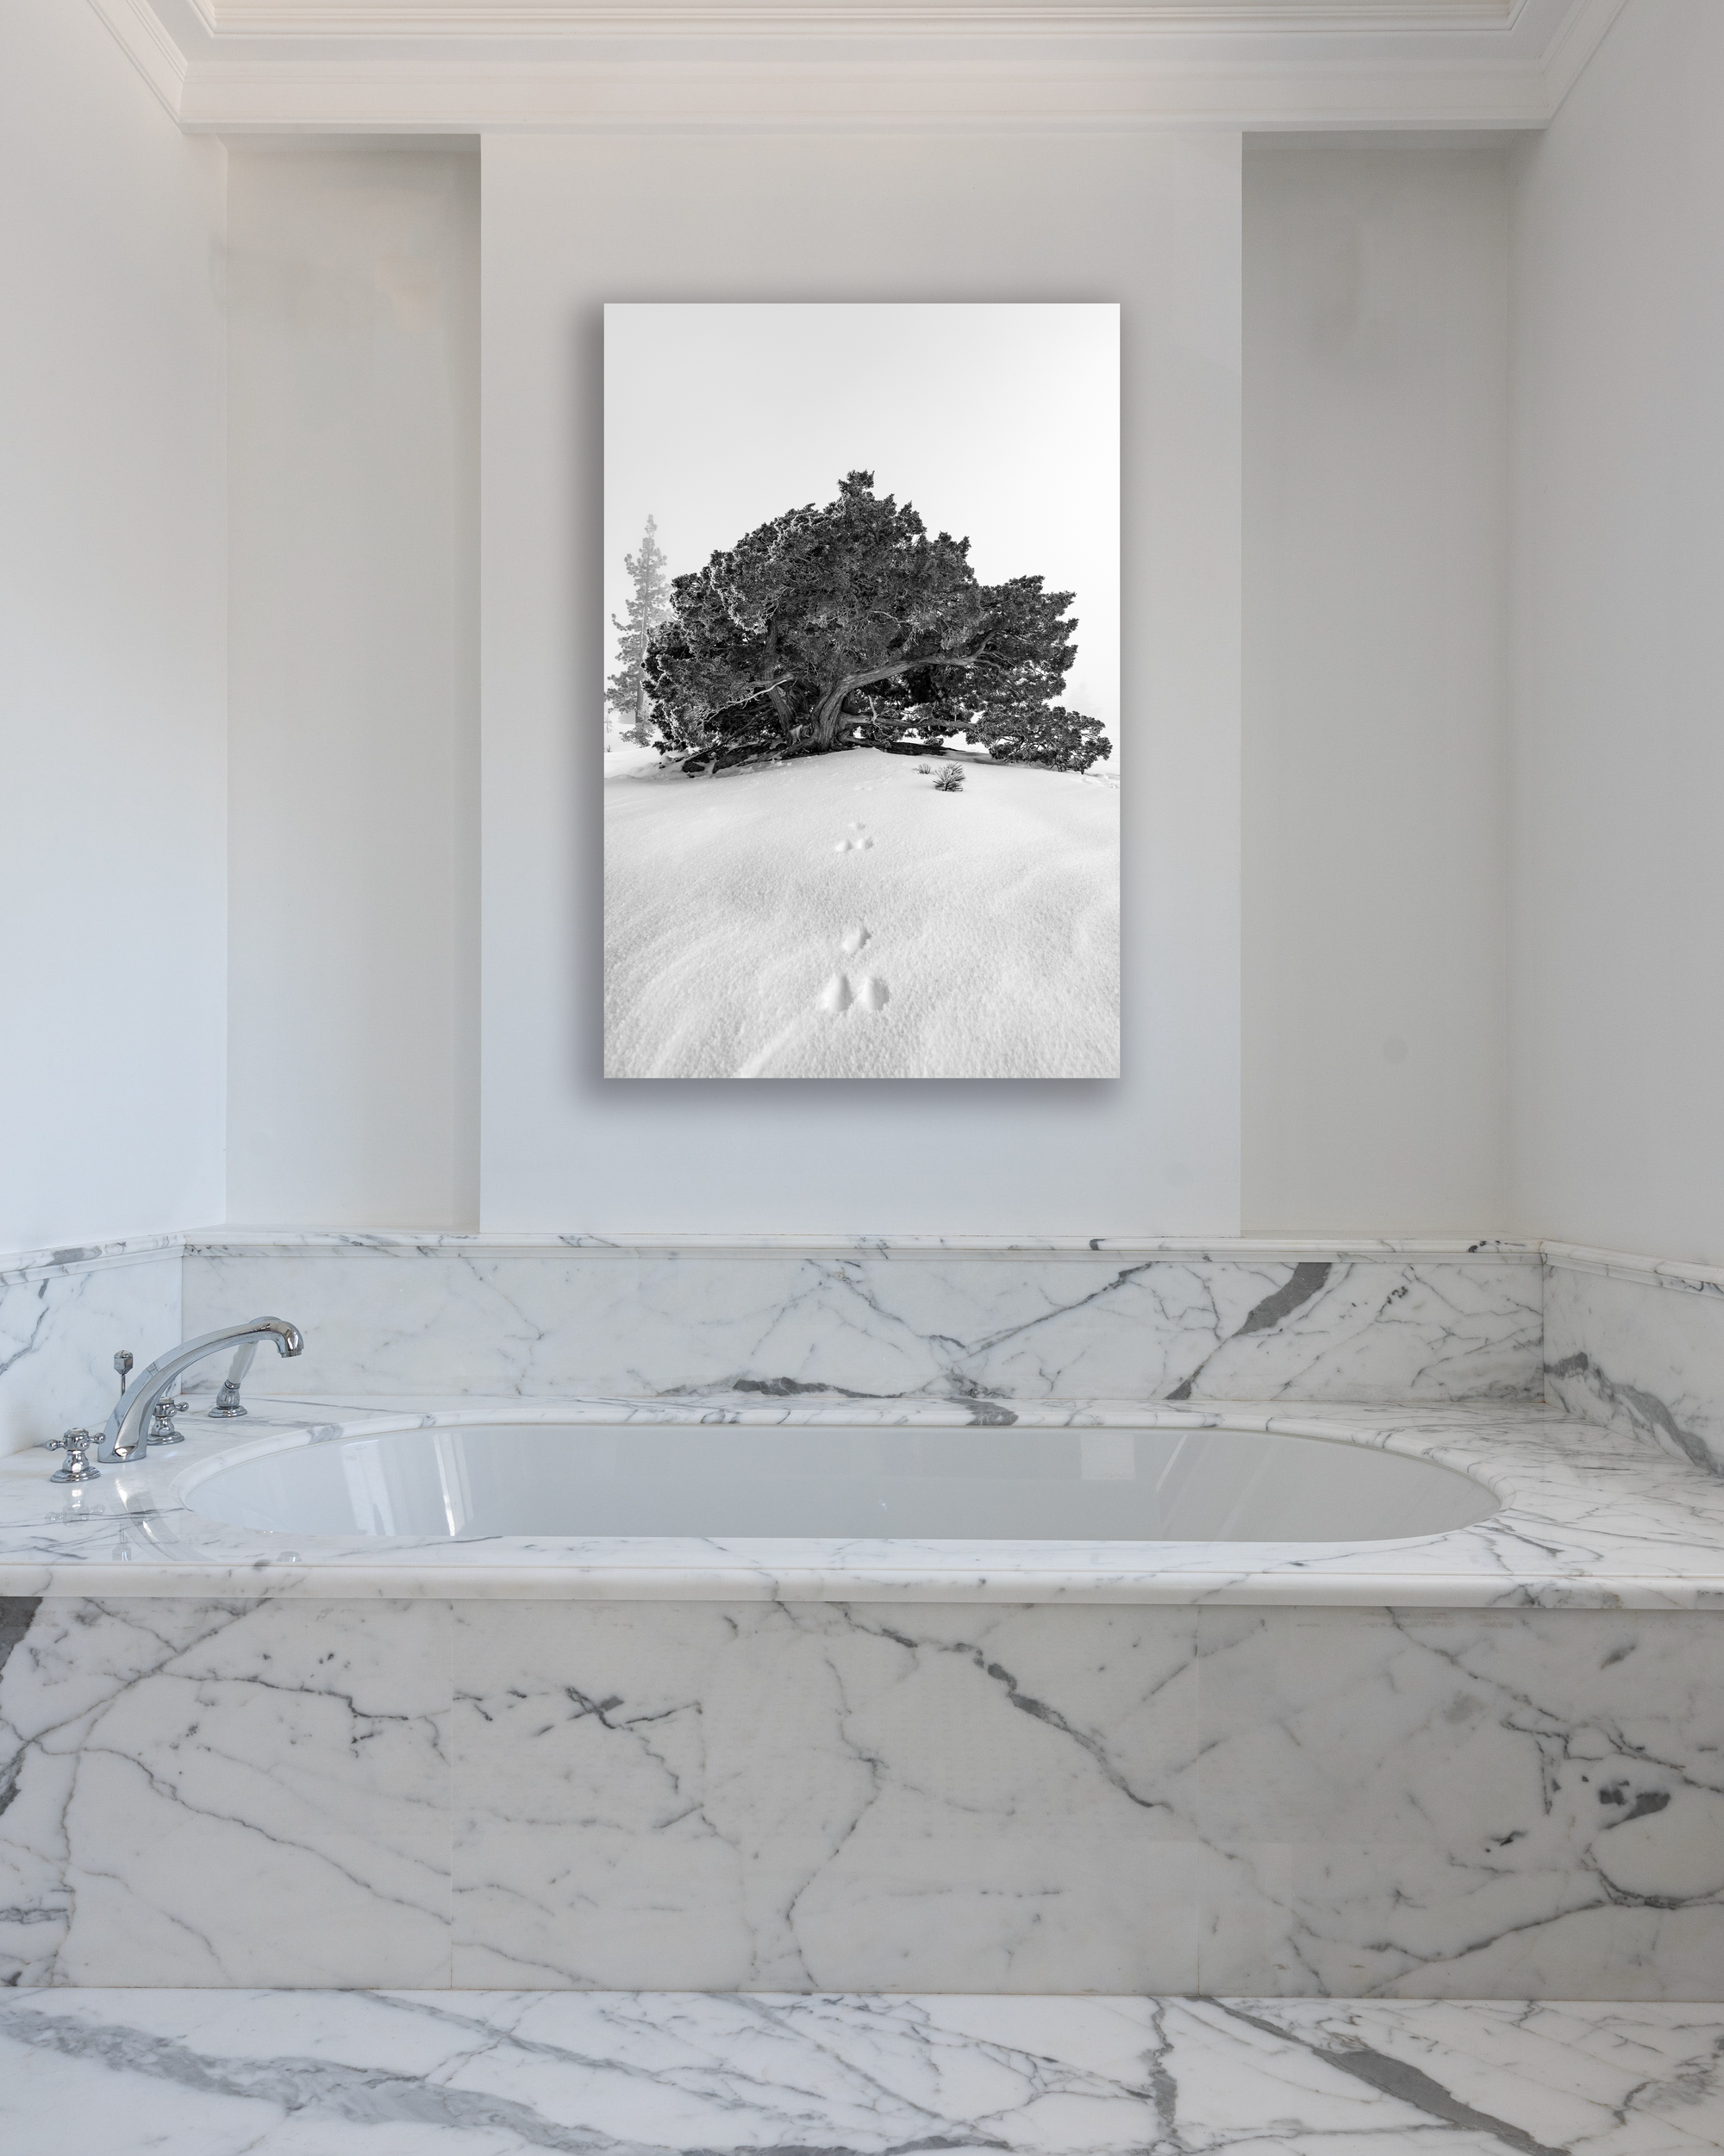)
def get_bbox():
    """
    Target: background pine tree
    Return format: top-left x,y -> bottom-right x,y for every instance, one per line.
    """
605,516 -> 673,747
